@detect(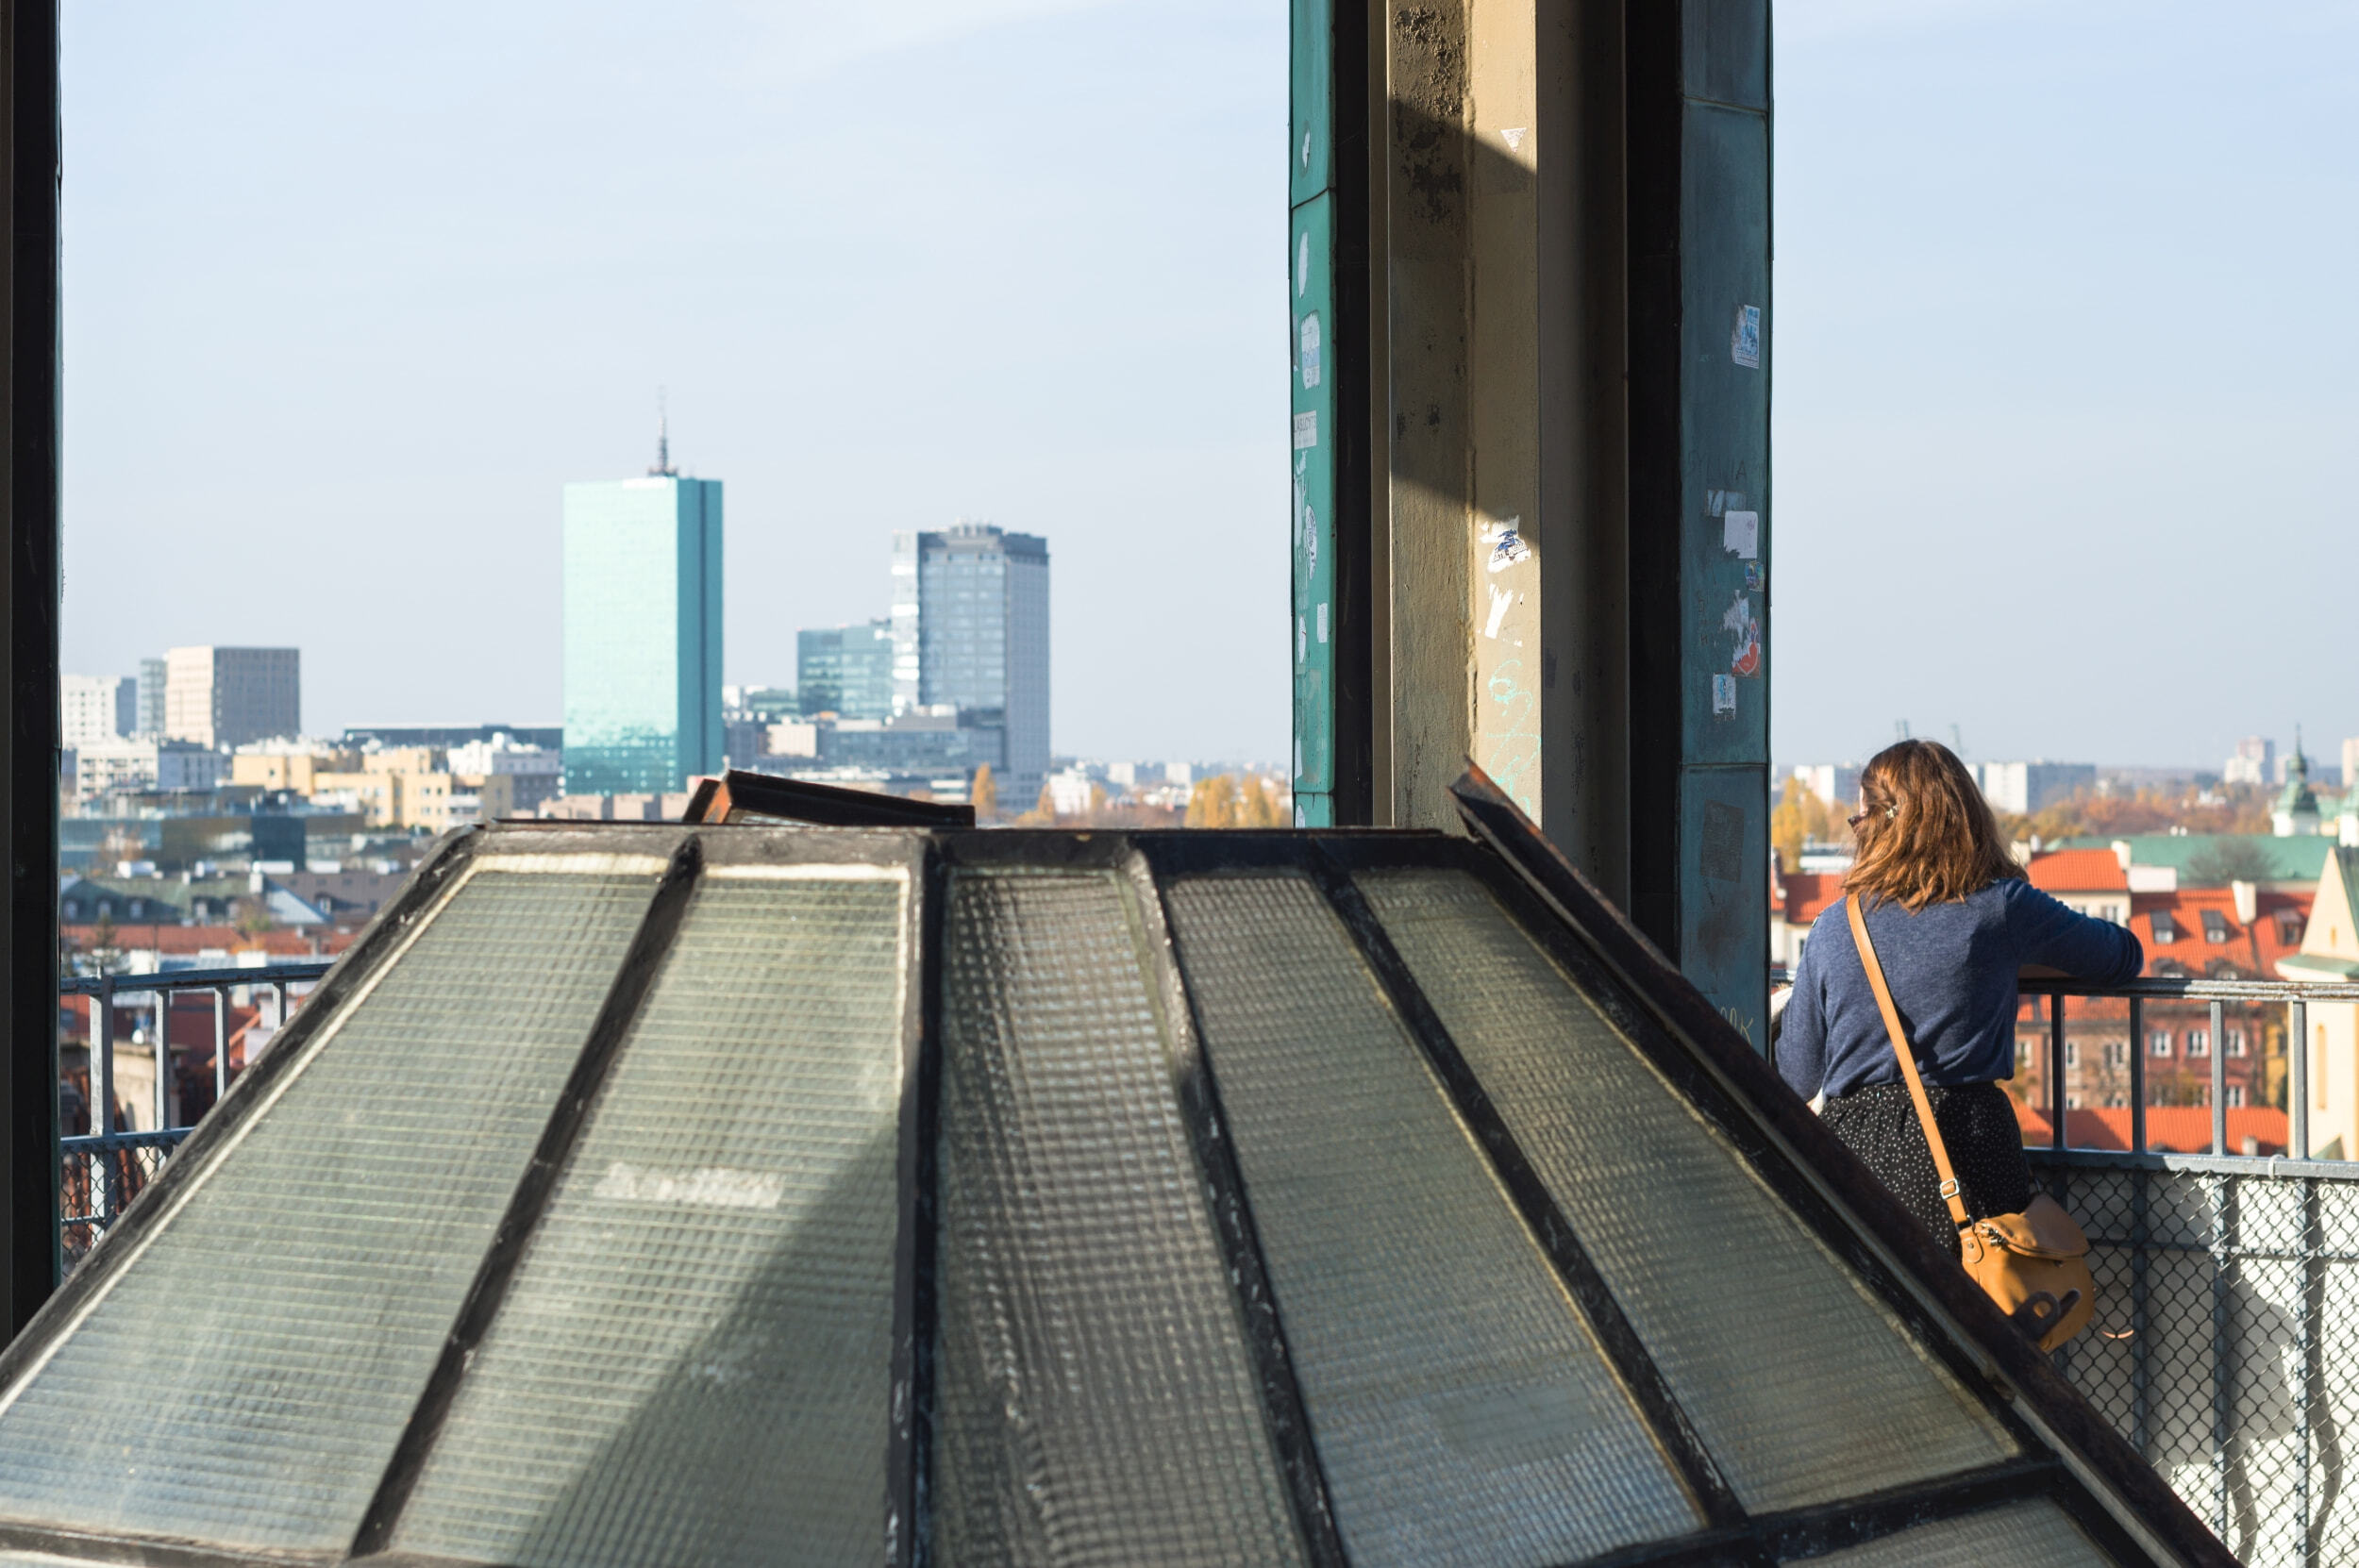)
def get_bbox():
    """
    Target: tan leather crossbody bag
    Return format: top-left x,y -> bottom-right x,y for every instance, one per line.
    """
1846,898 -> 2097,1351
